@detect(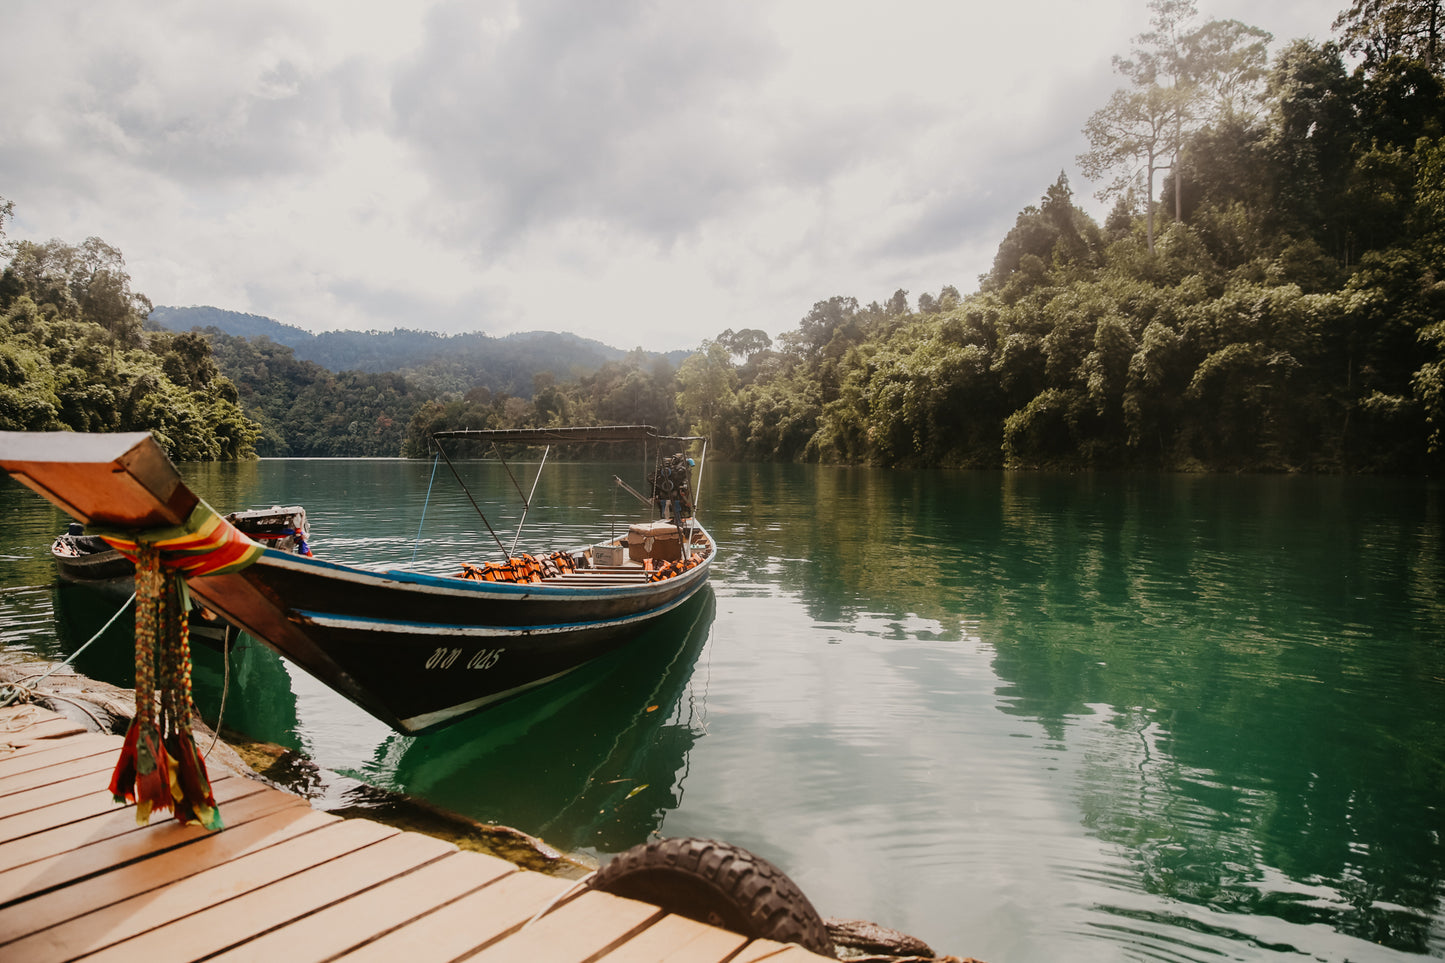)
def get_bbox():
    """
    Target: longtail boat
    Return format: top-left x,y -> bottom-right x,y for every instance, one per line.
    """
0,426 -> 715,734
